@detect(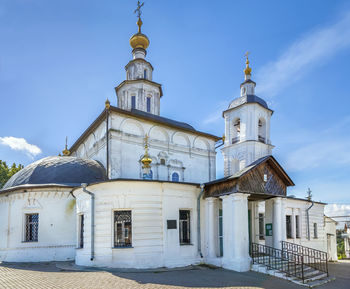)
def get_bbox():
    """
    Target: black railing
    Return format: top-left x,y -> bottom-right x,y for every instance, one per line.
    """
281,241 -> 328,276
252,243 -> 305,282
